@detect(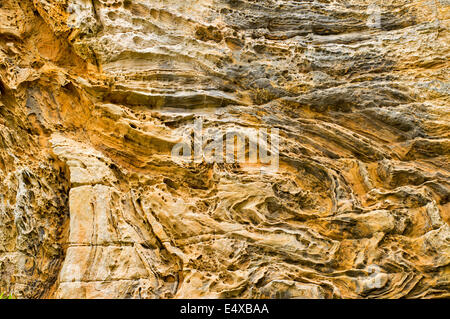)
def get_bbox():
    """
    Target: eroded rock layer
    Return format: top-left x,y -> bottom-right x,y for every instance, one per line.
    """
0,0 -> 449,299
